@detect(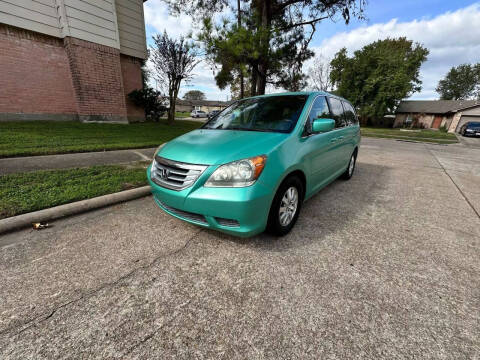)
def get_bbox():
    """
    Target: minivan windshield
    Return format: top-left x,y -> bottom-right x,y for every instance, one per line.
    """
202,95 -> 308,133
